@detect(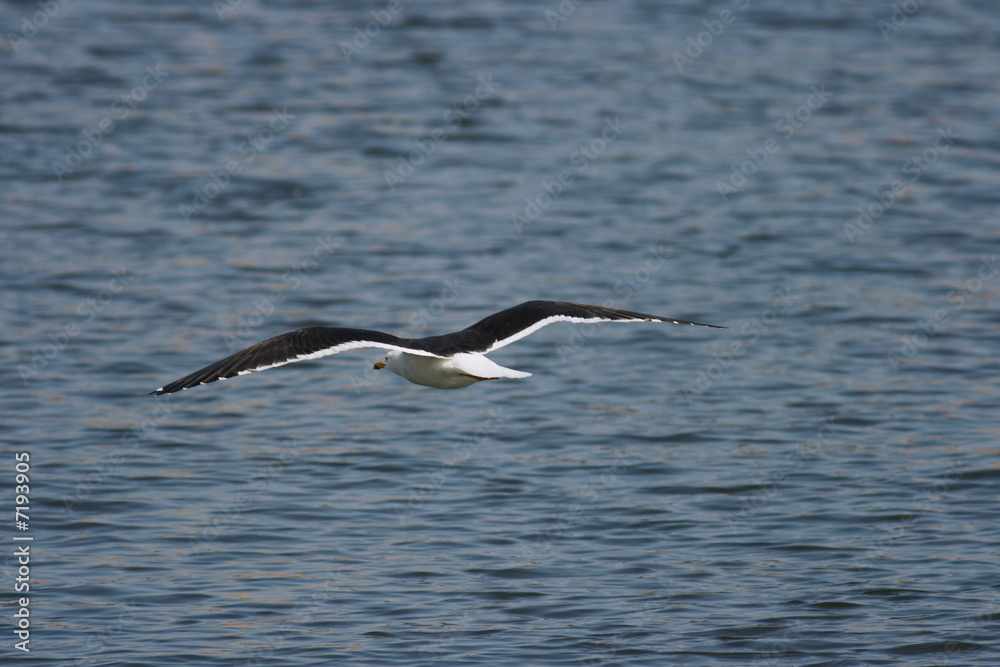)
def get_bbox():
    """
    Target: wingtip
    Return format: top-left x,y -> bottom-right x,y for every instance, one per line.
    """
686,320 -> 727,329
674,319 -> 727,329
